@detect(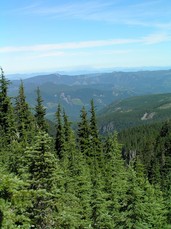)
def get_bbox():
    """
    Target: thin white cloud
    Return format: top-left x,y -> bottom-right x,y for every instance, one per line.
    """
0,32 -> 170,54
35,49 -> 131,58
0,38 -> 140,53
143,33 -> 171,44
